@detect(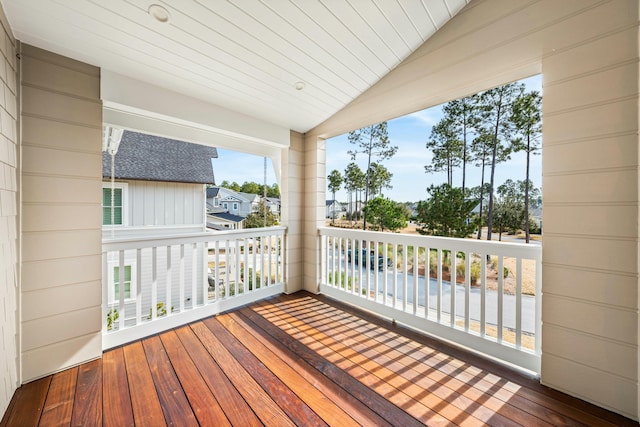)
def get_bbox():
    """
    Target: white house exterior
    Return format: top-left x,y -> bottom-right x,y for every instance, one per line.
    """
102,131 -> 218,330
